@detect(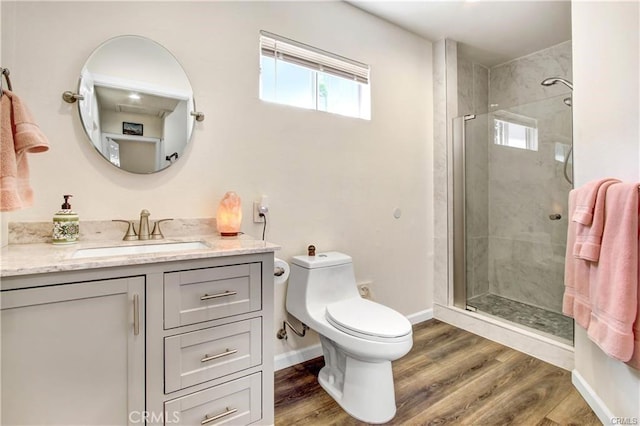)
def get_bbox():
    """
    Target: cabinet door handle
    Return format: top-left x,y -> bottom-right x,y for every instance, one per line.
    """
133,294 -> 140,336
201,349 -> 238,363
201,407 -> 237,425
200,290 -> 237,301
